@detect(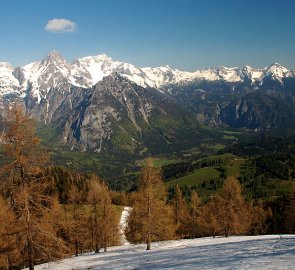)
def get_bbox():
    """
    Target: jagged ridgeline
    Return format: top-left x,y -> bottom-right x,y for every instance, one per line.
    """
1,51 -> 295,173
0,51 -> 215,157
